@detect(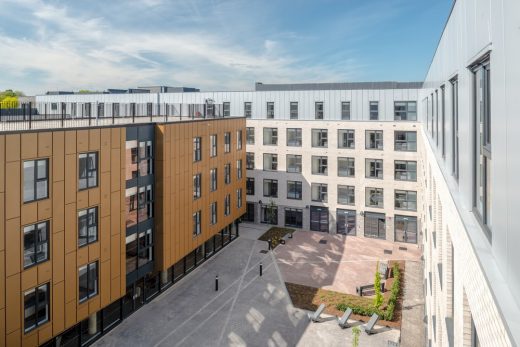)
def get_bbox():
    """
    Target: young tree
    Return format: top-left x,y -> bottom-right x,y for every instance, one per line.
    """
374,262 -> 384,308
